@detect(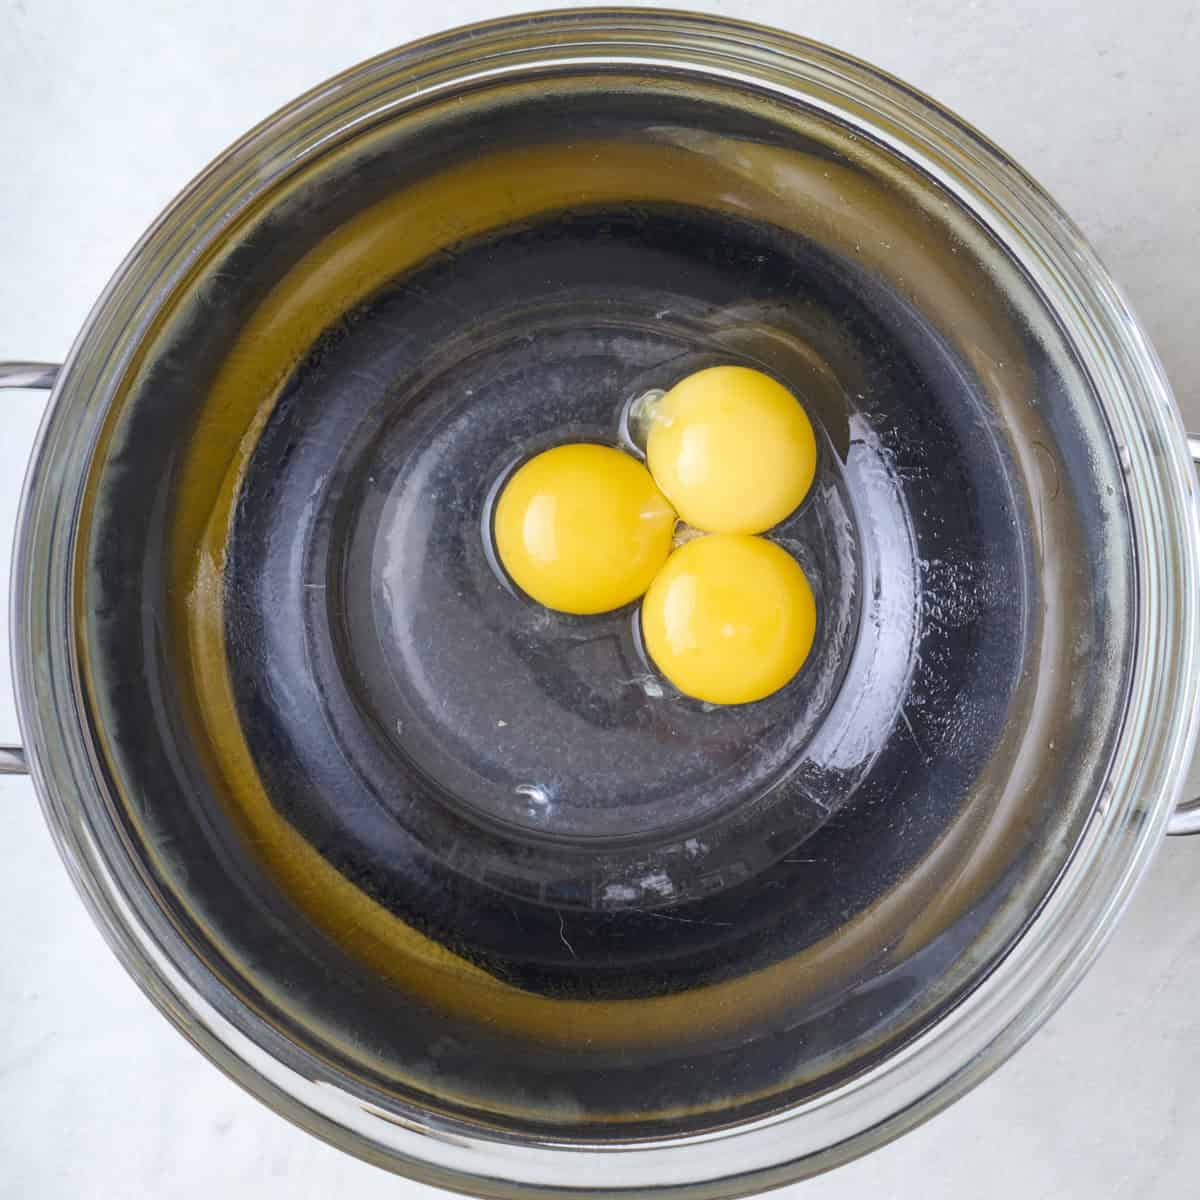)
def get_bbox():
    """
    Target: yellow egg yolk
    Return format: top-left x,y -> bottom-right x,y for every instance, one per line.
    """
493,443 -> 677,615
641,534 -> 816,705
645,365 -> 817,535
